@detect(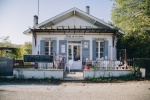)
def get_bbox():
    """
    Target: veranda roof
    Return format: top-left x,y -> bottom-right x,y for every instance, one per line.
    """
29,26 -> 119,34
